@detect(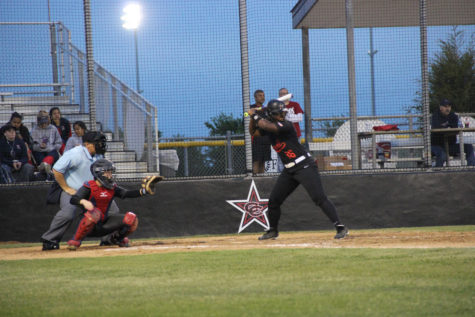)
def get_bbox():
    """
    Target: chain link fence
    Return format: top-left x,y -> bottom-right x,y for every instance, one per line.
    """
0,0 -> 474,184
